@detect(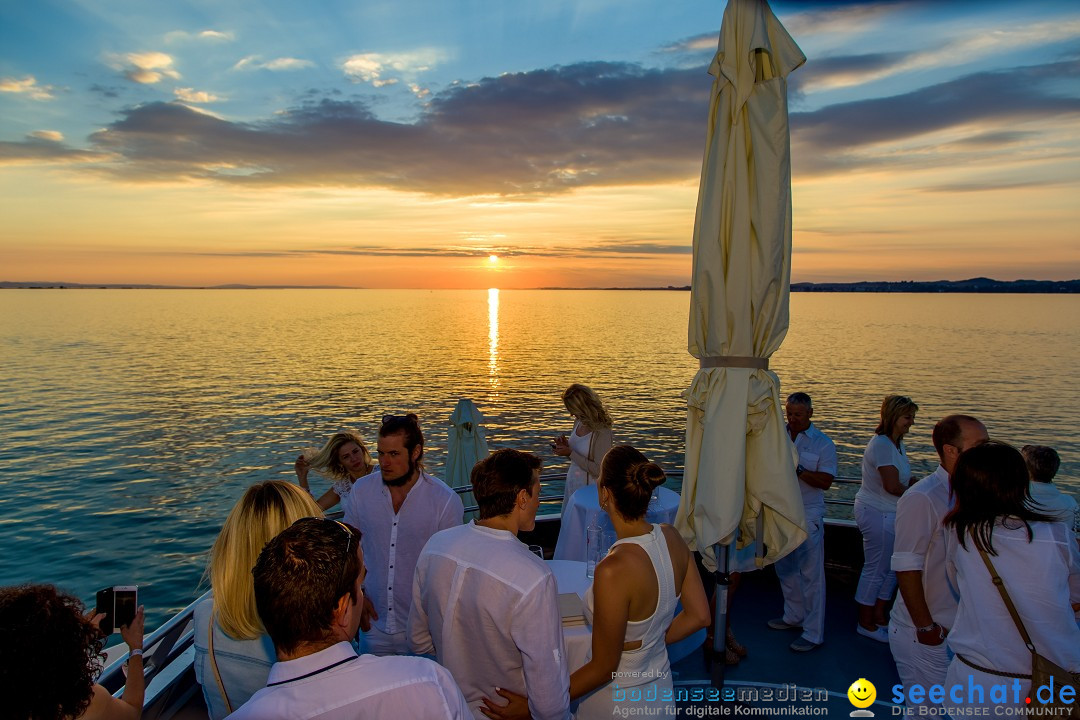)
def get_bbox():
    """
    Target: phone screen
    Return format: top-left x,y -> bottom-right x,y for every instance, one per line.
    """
114,587 -> 137,629
95,587 -> 115,635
